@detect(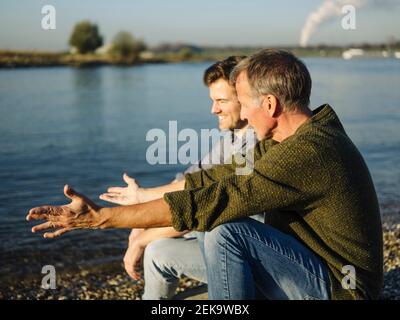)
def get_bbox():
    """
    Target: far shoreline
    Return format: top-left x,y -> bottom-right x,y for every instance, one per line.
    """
0,50 -> 167,68
1,47 -> 397,69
